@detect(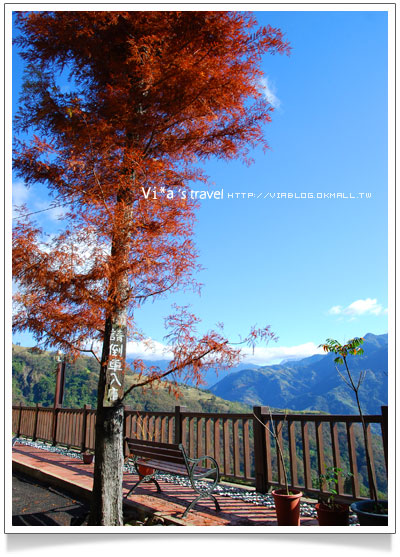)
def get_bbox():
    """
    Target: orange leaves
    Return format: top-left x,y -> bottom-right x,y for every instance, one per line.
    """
32,135 -> 56,154
15,11 -> 290,167
13,11 -> 286,377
